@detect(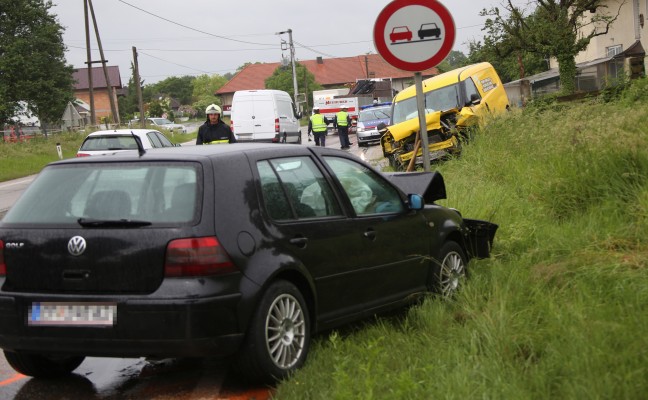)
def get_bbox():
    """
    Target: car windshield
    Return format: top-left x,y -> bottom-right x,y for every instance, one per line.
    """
151,118 -> 173,125
391,83 -> 461,124
2,162 -> 199,225
359,107 -> 391,122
